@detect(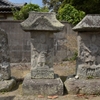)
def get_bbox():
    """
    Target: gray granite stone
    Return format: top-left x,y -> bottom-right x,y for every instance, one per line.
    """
31,67 -> 54,79
22,73 -> 63,95
65,78 -> 100,95
73,15 -> 100,79
0,77 -> 16,92
0,28 -> 16,92
30,32 -> 54,79
21,12 -> 64,31
73,14 -> 100,31
65,15 -> 100,95
0,28 -> 11,80
21,12 -> 64,95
